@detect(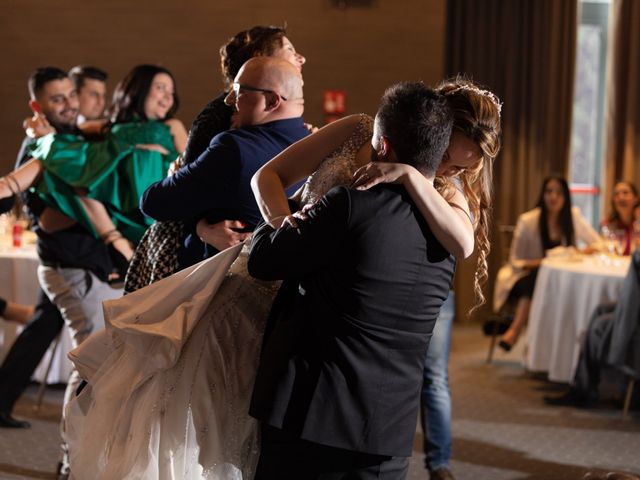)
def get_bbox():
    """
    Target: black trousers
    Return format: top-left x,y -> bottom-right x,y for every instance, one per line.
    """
0,289 -> 64,413
572,303 -> 617,399
254,424 -> 409,480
